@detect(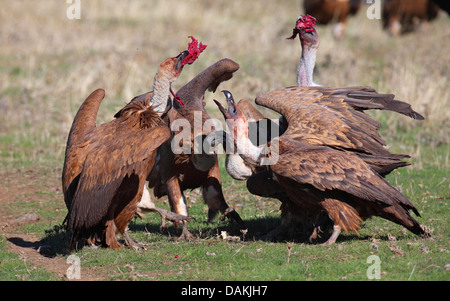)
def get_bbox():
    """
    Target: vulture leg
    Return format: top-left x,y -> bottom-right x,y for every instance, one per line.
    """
321,225 -> 341,246
136,186 -> 192,229
150,207 -> 192,230
319,198 -> 363,246
105,219 -> 123,249
260,208 -> 300,241
202,162 -> 245,226
165,176 -> 196,240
